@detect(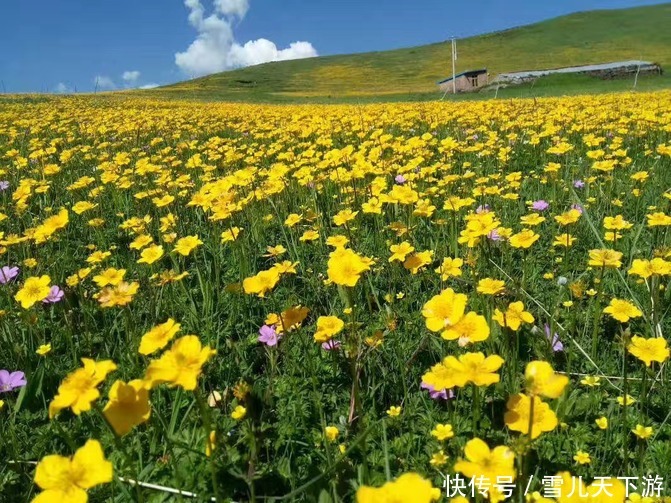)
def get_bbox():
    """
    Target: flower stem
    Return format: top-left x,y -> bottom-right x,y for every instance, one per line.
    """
194,390 -> 224,502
